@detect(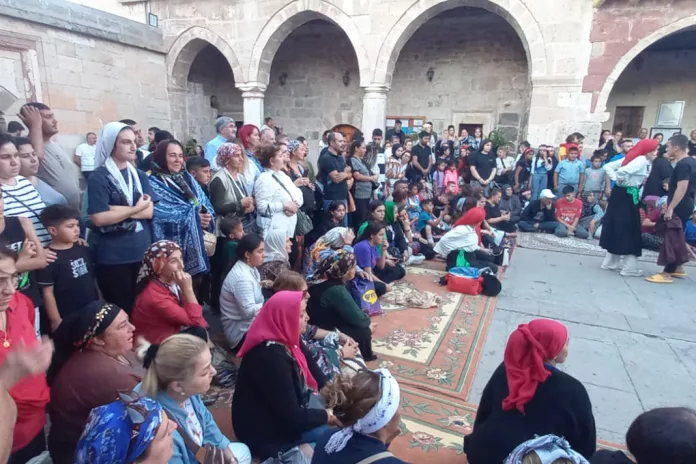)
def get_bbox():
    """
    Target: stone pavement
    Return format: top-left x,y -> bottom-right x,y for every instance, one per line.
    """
468,247 -> 696,445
